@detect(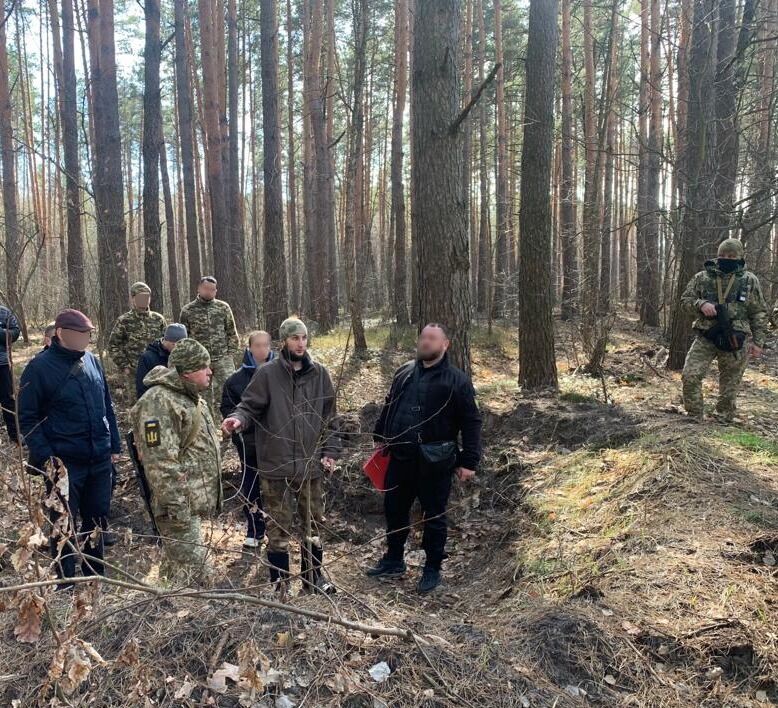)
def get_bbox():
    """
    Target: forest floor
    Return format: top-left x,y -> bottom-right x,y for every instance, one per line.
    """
1,313 -> 778,707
